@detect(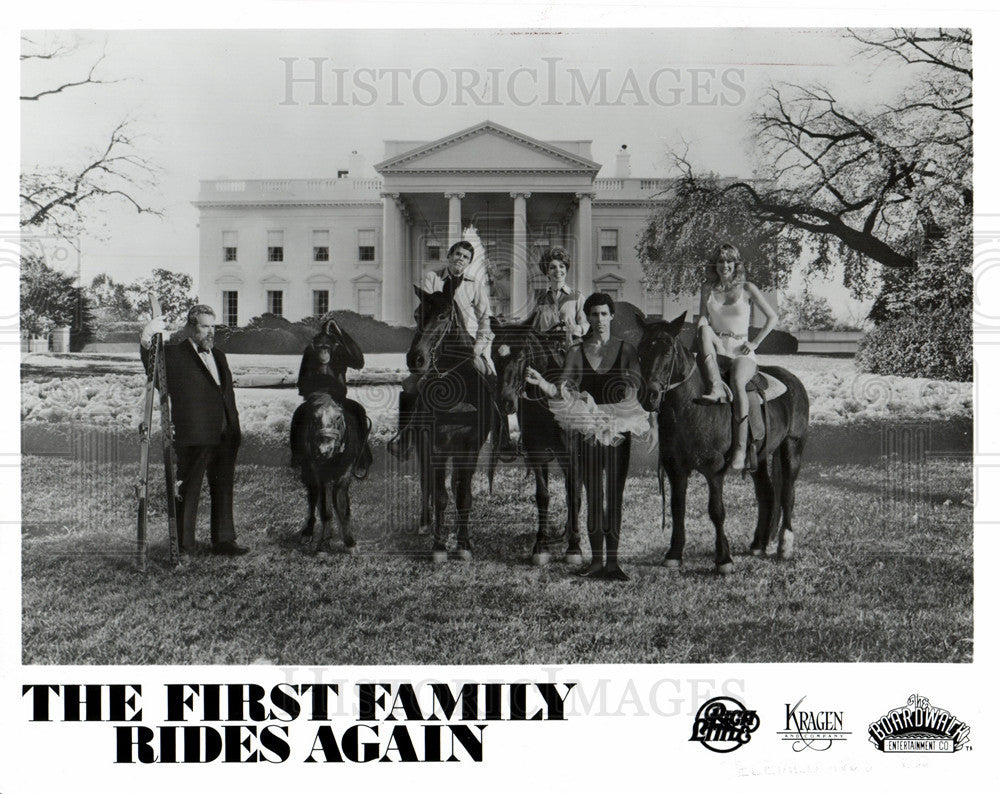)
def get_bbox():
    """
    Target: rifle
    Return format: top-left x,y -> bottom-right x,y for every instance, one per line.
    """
135,295 -> 181,569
